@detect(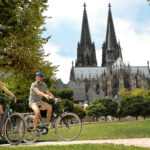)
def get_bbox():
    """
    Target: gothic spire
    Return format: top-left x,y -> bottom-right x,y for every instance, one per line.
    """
106,3 -> 117,50
80,3 -> 92,45
101,3 -> 123,67
75,3 -> 97,67
70,61 -> 75,81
